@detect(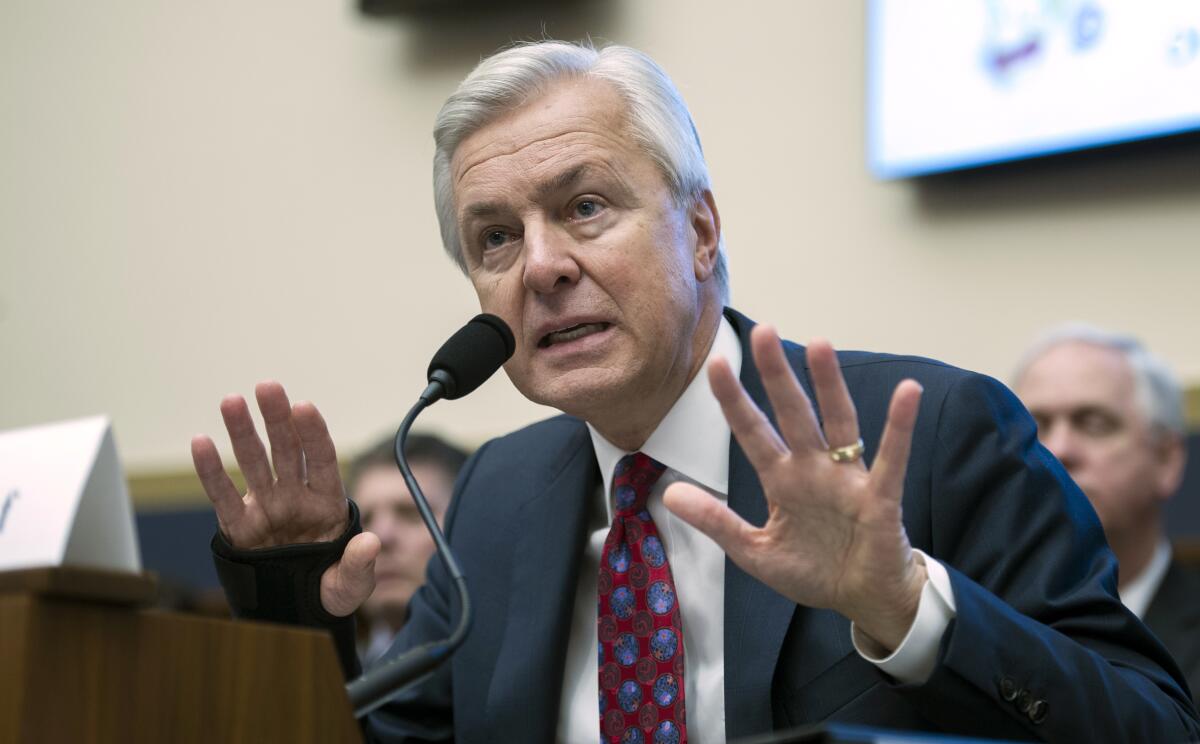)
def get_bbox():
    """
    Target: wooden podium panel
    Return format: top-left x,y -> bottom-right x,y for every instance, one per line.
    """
0,569 -> 361,744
